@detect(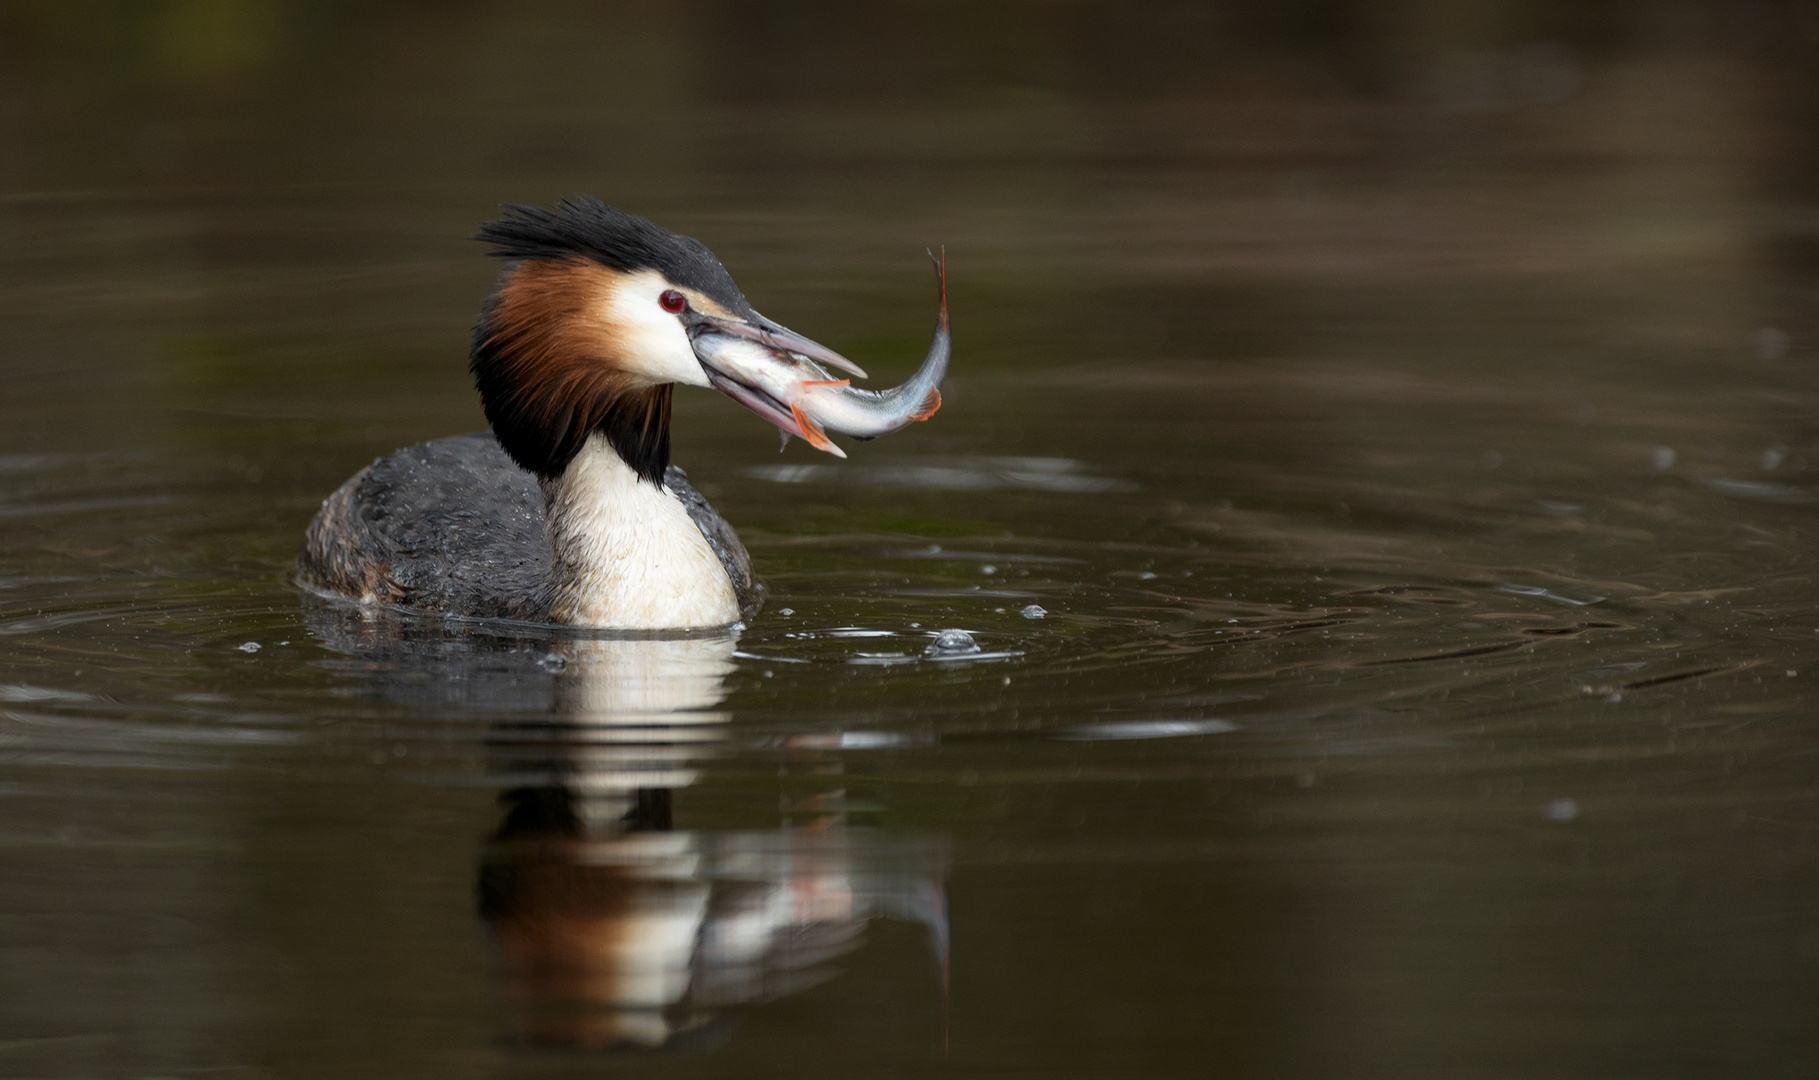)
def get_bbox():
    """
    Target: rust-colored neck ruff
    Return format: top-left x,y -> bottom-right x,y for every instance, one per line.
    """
471,257 -> 672,483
